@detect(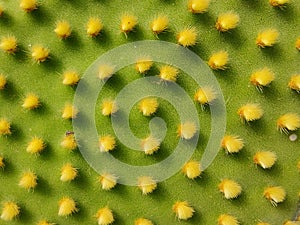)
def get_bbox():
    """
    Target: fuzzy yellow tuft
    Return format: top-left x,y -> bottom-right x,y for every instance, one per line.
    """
296,38 -> 300,50
182,160 -> 202,179
141,135 -> 160,155
54,21 -> 71,39
101,100 -> 118,116
137,176 -> 157,195
120,14 -> 137,34
99,135 -> 116,152
221,135 -> 244,154
26,137 -> 45,154
62,104 -> 78,119
20,0 -> 37,12
135,59 -> 153,74
0,36 -> 17,53
19,171 -> 37,190
135,218 -> 154,225
188,0 -> 210,13
61,134 -> 77,151
151,16 -> 168,34
257,223 -> 271,225
95,206 -> 114,225
269,0 -> 289,7
172,201 -> 194,220
0,74 -> 7,90
98,64 -> 115,80
139,97 -> 159,116
288,75 -> 300,92
22,93 -> 40,110
256,29 -> 279,48
62,70 -> 80,86
237,103 -> 263,122
37,220 -> 55,225
250,68 -> 275,89
31,45 -> 49,63
0,201 -> 20,221
215,12 -> 239,32
253,151 -> 277,169
86,17 -> 103,37
177,122 -> 197,140
159,65 -> 179,82
277,113 -> 300,133
58,197 -> 78,216
194,86 -> 217,105
283,221 -> 300,225
264,186 -> 286,206
208,50 -> 229,70
60,163 -> 78,182
0,118 -> 11,135
218,214 -> 239,225
218,179 -> 242,199
99,173 -> 117,190
177,27 -> 197,47
0,156 -> 4,169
